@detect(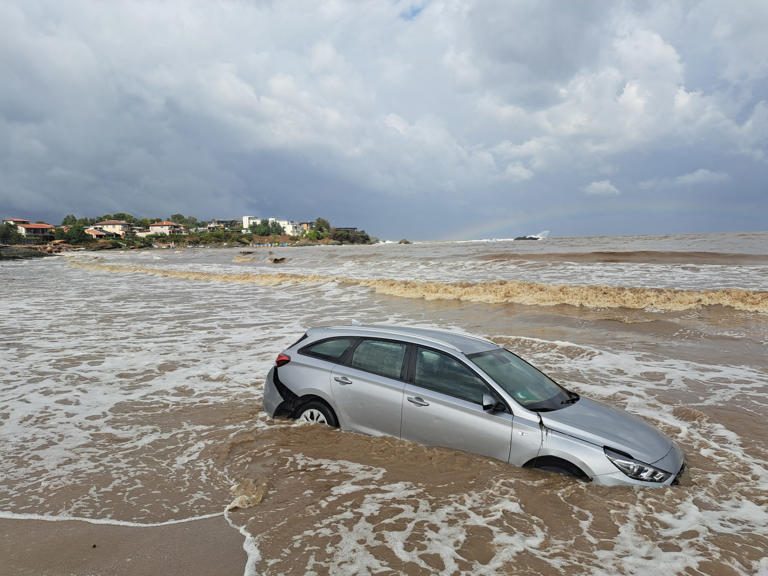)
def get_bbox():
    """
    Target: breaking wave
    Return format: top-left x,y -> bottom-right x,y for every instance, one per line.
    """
69,260 -> 768,313
479,250 -> 768,265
